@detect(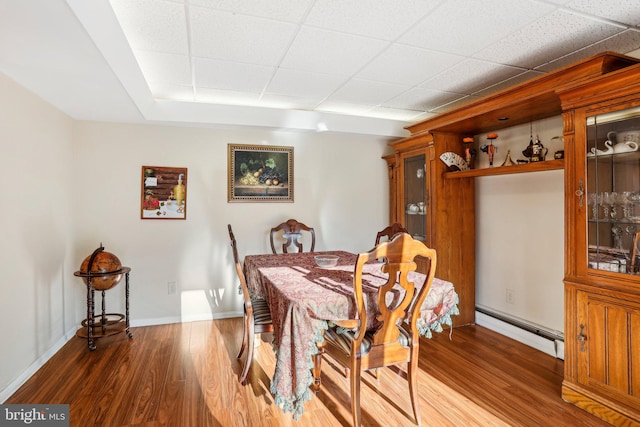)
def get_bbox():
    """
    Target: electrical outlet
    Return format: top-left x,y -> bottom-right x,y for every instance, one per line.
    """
168,281 -> 178,295
506,288 -> 515,304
